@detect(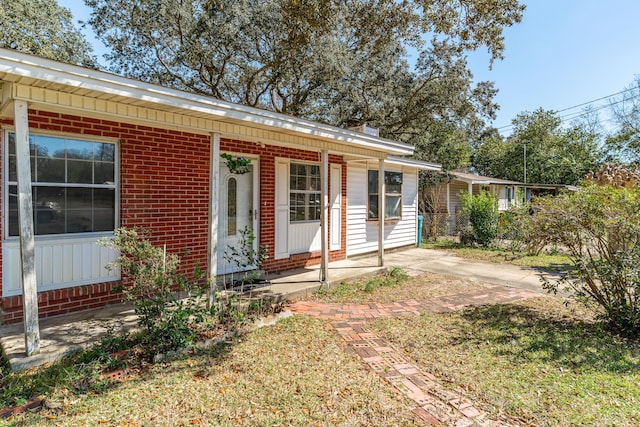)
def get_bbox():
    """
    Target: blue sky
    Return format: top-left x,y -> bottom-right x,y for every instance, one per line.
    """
67,0 -> 640,135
